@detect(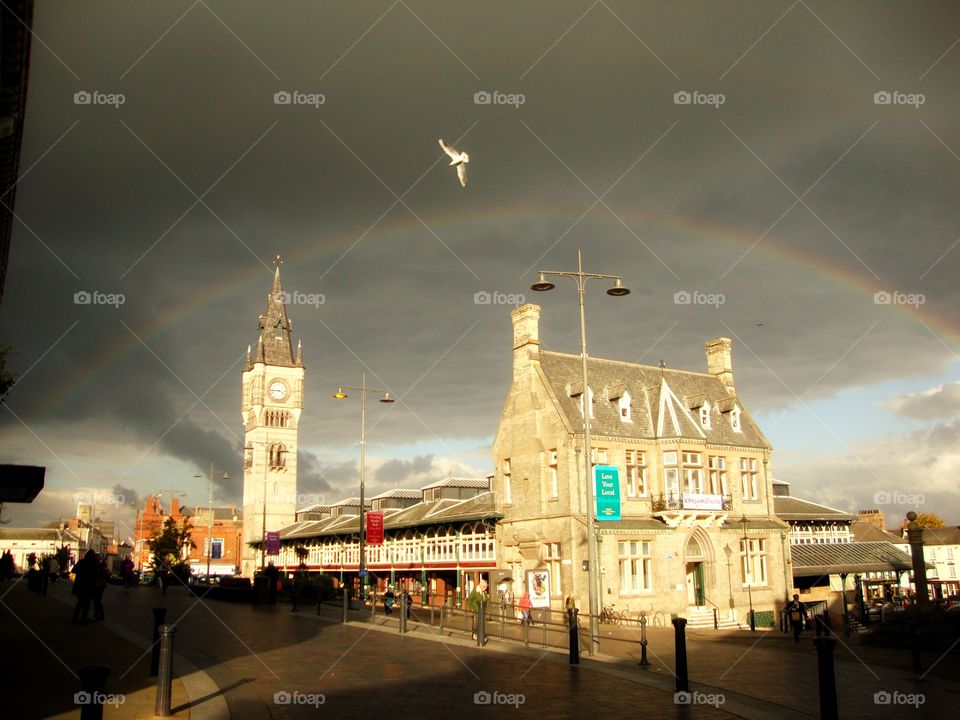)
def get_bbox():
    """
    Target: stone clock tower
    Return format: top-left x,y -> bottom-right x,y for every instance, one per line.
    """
240,260 -> 304,577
